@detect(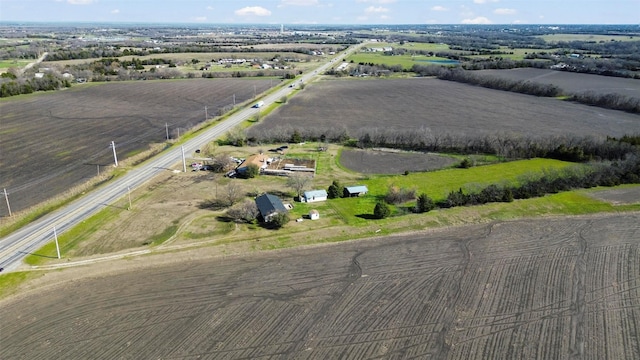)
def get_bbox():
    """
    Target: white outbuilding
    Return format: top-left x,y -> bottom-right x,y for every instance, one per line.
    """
309,209 -> 320,220
302,189 -> 328,203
